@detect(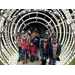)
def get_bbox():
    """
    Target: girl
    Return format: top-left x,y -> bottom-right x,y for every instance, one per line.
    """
25,31 -> 31,43
15,34 -> 22,62
29,41 -> 36,62
21,35 -> 29,64
40,37 -> 49,65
